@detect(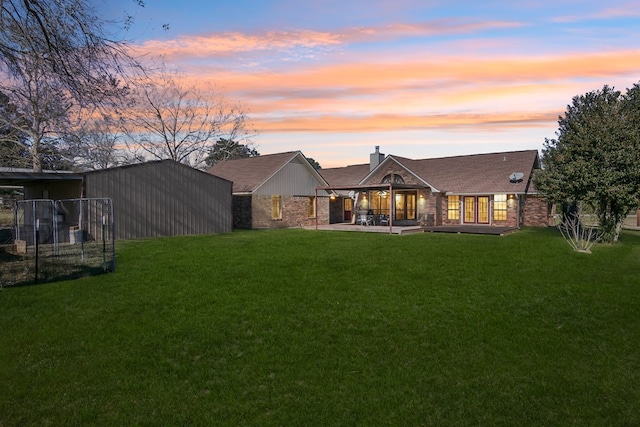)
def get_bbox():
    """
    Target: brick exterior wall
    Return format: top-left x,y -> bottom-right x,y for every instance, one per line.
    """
522,195 -> 550,227
365,165 -> 420,186
251,194 -> 329,229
